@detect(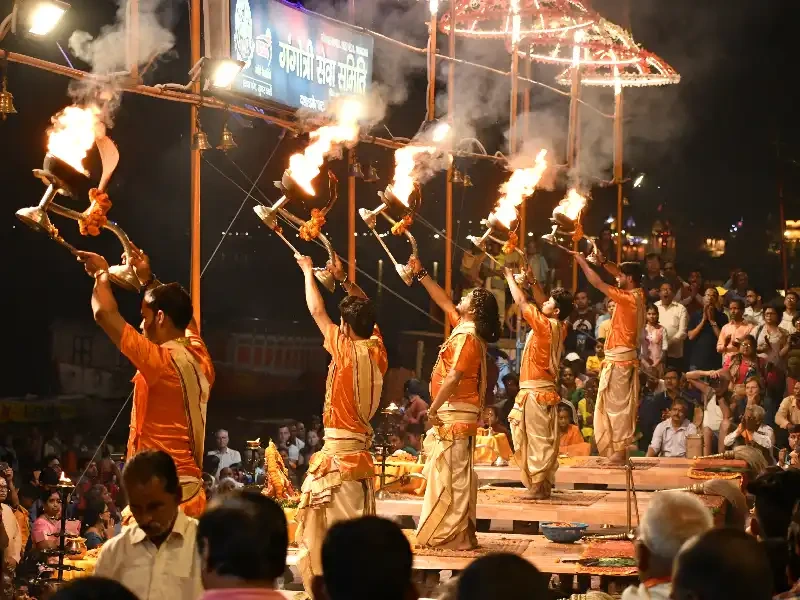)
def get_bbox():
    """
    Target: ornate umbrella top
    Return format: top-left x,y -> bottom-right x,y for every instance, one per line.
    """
434,0 -> 679,87
437,0 -> 594,40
